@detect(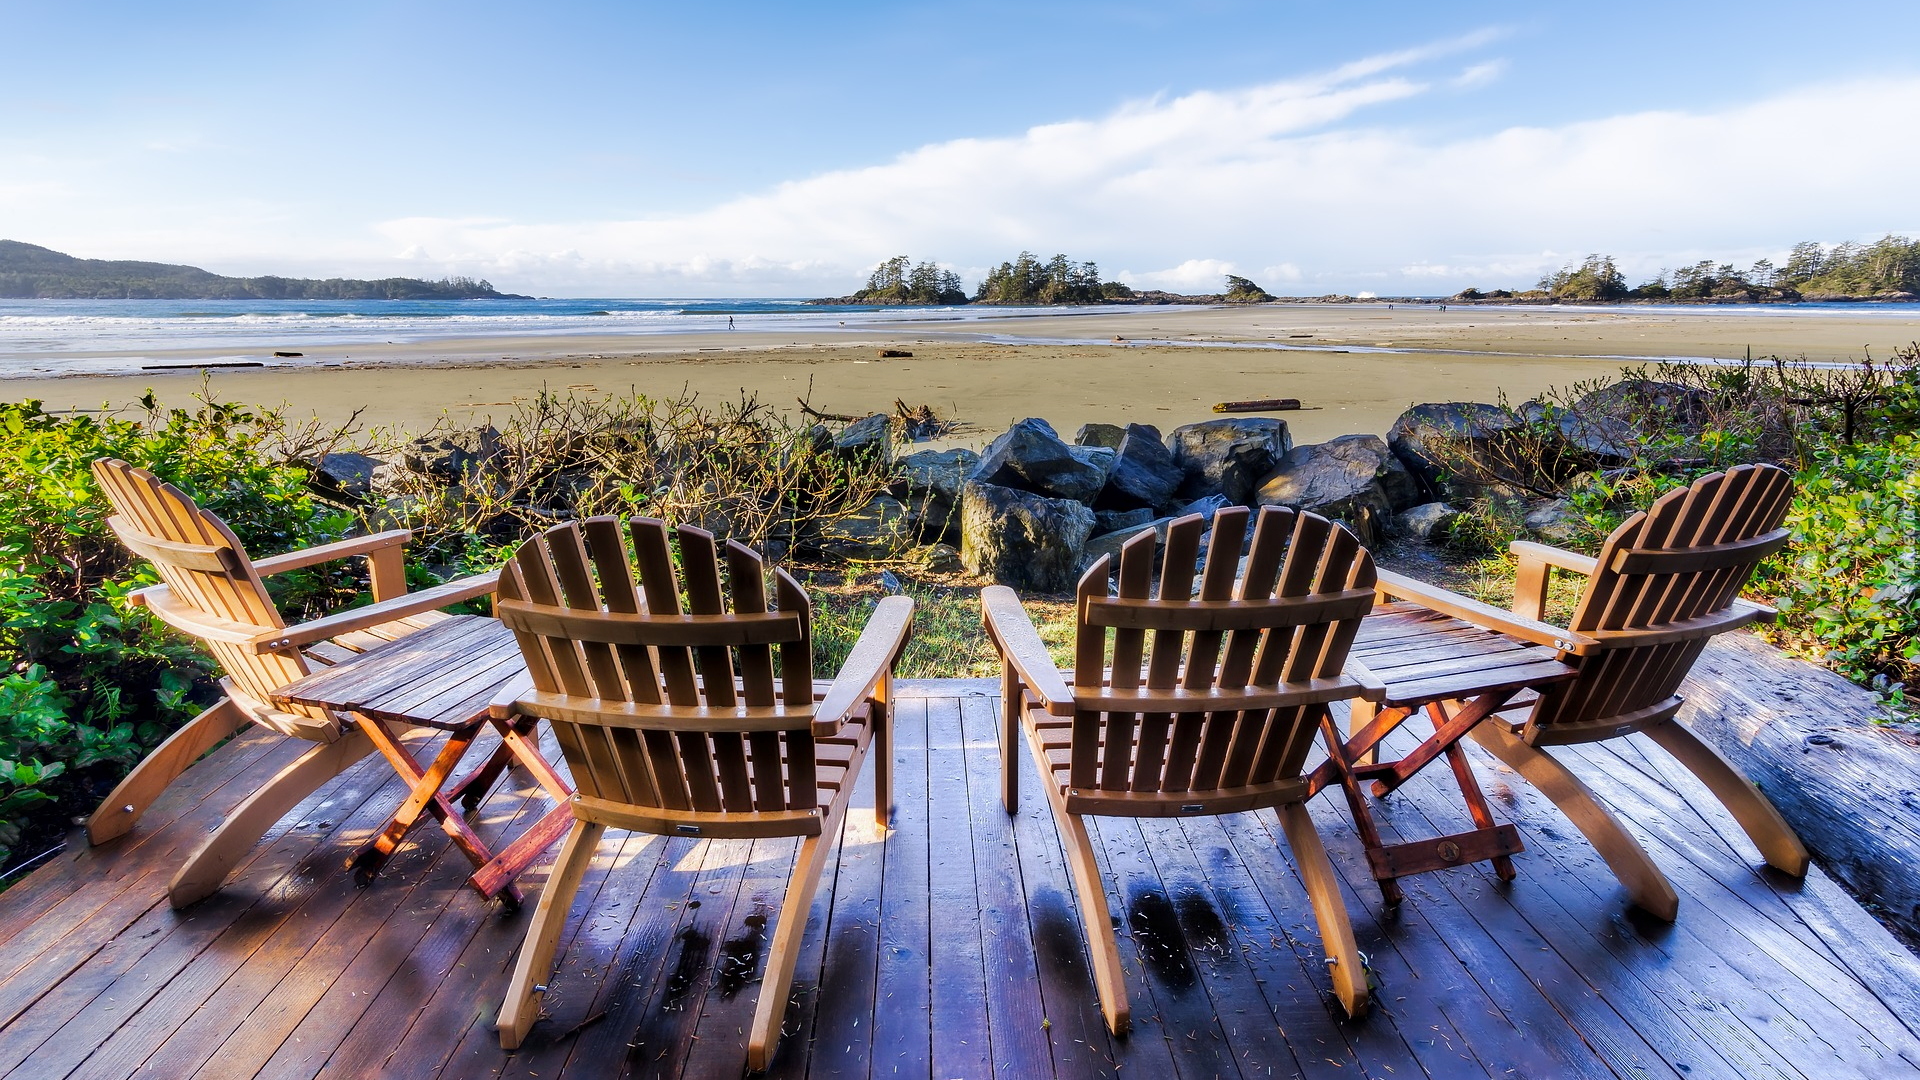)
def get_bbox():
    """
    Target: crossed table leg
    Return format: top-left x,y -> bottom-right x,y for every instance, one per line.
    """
350,712 -> 574,910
